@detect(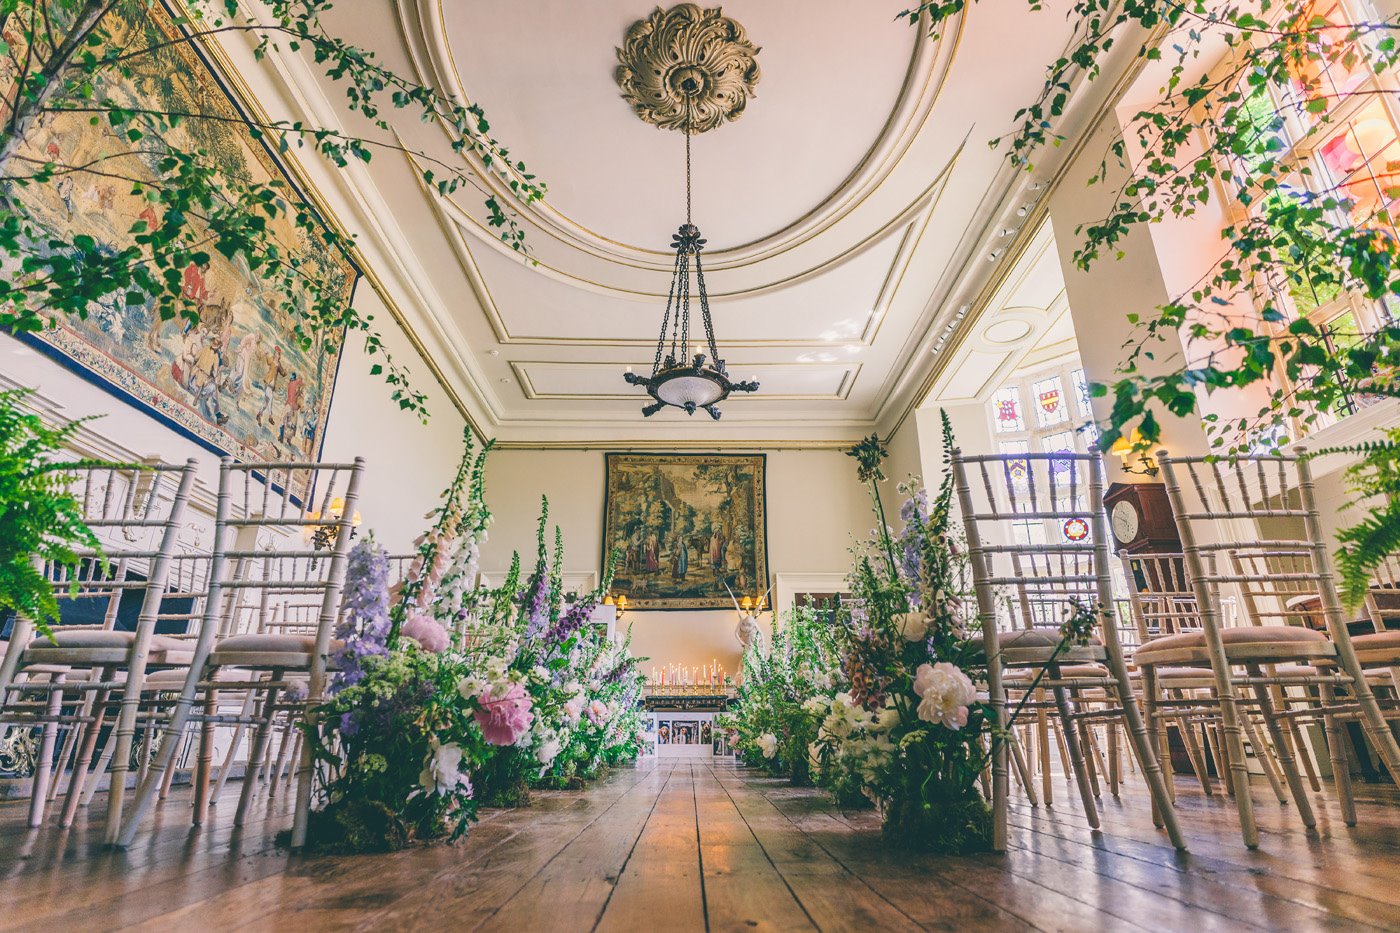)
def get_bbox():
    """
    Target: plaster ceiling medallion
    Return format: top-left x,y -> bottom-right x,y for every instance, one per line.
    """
615,3 -> 760,134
